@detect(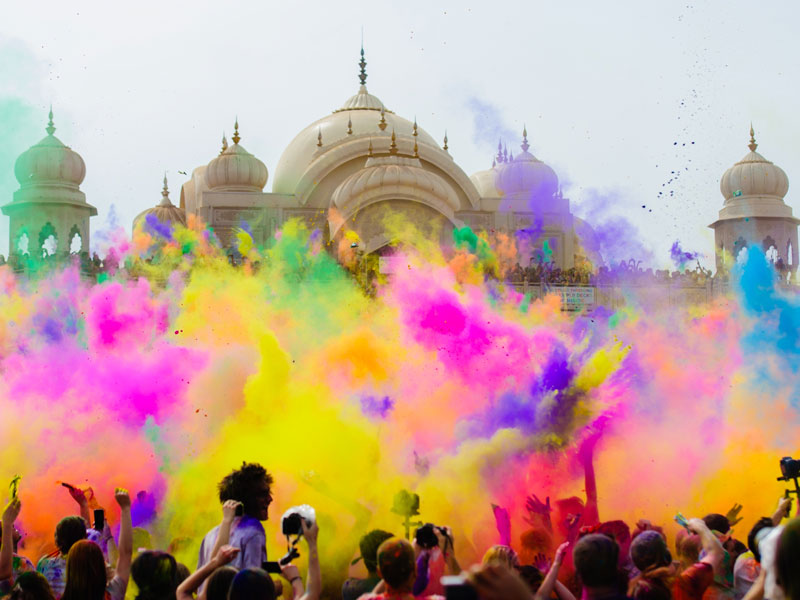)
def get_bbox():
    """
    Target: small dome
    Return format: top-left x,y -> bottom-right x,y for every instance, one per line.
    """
335,84 -> 387,112
205,122 -> 268,191
470,162 -> 501,197
720,127 -> 789,201
332,154 -> 458,214
496,130 -> 558,199
134,176 -> 187,230
14,110 -> 85,189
